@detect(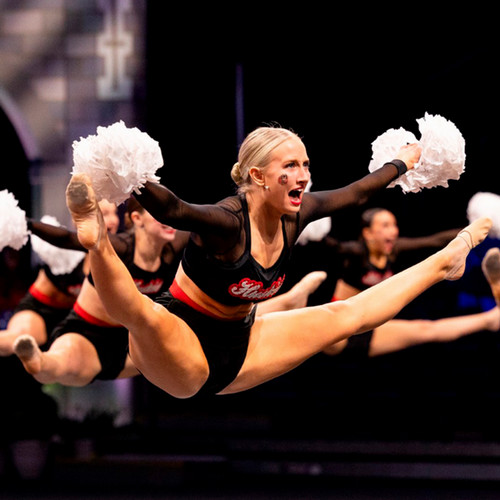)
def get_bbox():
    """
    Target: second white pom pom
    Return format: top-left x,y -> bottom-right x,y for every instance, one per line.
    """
368,113 -> 466,193
0,190 -> 29,251
72,121 -> 163,205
